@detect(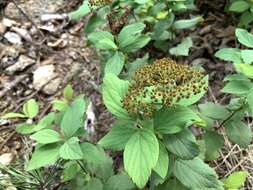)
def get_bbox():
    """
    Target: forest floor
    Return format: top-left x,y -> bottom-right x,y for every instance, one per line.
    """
0,0 -> 252,189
